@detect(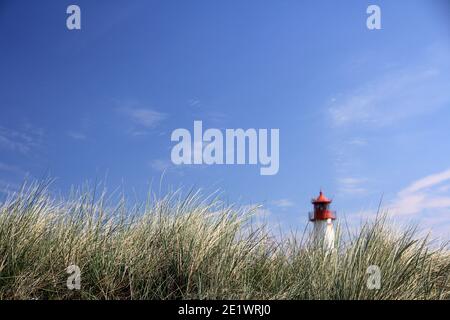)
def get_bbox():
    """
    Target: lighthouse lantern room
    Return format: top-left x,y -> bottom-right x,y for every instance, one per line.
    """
309,190 -> 336,251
